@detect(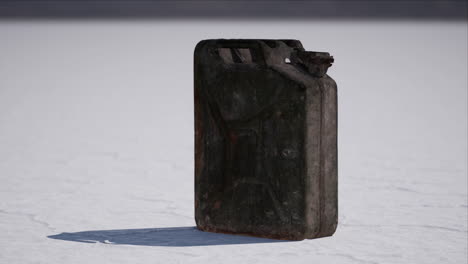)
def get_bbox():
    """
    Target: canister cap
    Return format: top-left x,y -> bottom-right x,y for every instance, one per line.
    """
291,51 -> 334,77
